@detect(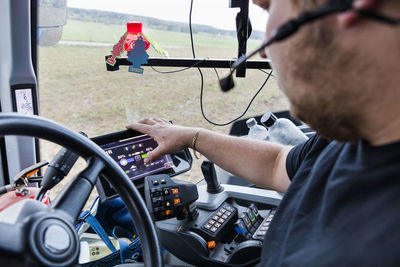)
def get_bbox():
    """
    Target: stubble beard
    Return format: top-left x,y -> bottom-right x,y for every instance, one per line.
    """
276,19 -> 367,143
